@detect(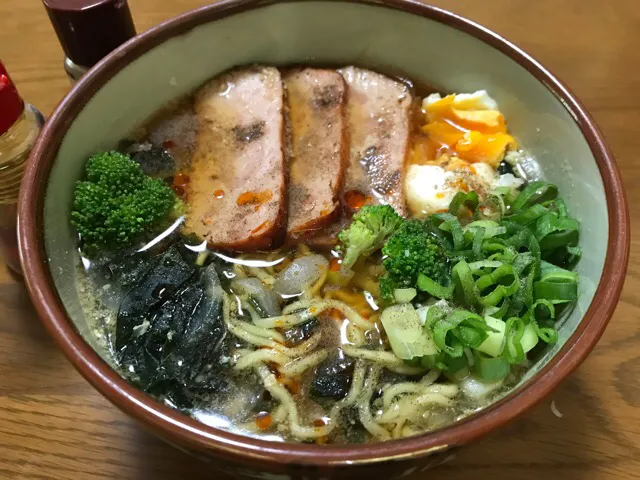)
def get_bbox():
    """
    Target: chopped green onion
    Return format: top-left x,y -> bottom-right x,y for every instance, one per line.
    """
533,261 -> 578,304
484,297 -> 510,319
511,181 -> 558,212
474,263 -> 520,307
476,316 -> 506,358
493,186 -> 520,208
428,309 -> 493,357
471,226 -> 485,260
476,315 -> 537,360
534,281 -> 578,303
476,196 -> 503,221
508,204 -> 548,225
393,288 -> 417,304
431,213 -> 465,251
520,323 -> 540,353
473,351 -> 510,381
420,352 -> 468,375
535,213 -> 580,248
533,322 -> 559,344
466,220 -> 506,238
452,260 -> 478,309
567,245 -> 583,257
353,179 -> 580,380
449,191 -> 479,217
555,198 -> 569,217
503,317 -> 525,363
467,260 -> 504,270
381,303 -> 439,360
416,274 -> 454,299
